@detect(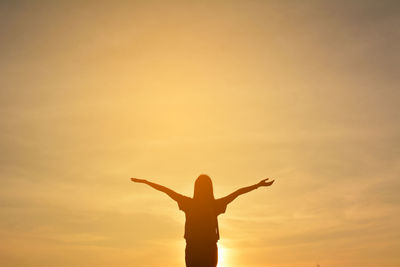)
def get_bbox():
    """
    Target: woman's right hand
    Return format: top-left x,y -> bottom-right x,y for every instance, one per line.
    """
131,178 -> 146,183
